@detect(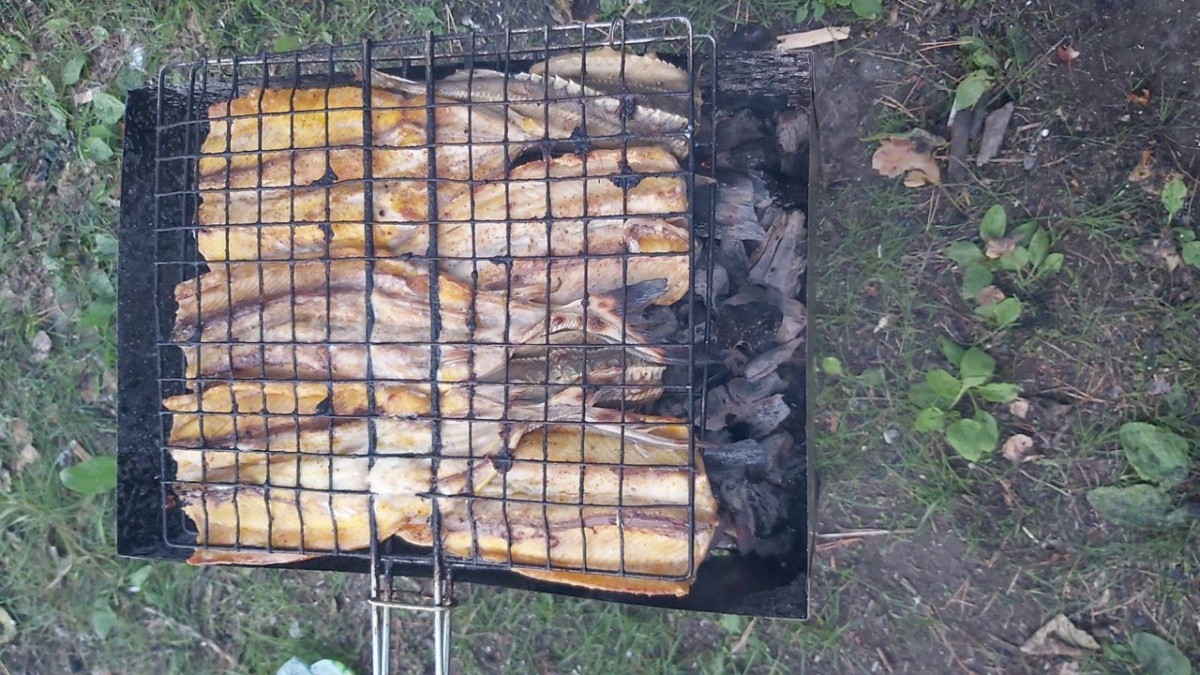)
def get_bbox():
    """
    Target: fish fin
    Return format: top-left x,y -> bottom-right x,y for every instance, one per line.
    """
359,67 -> 426,96
516,568 -> 691,596
588,278 -> 669,319
187,550 -> 317,566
